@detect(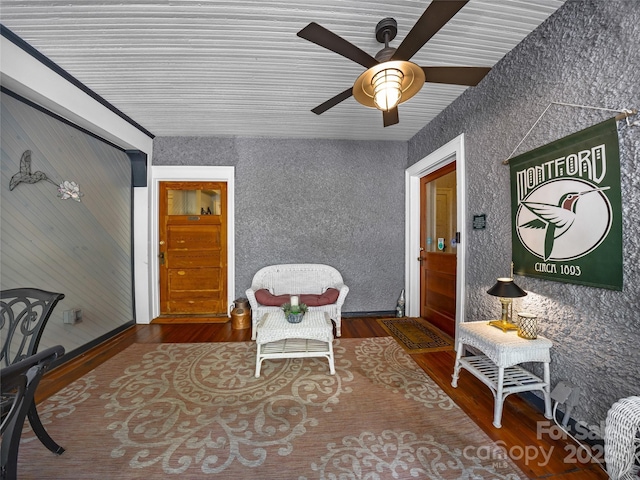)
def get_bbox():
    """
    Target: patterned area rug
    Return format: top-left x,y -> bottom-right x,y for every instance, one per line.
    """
18,338 -> 524,479
377,317 -> 454,353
